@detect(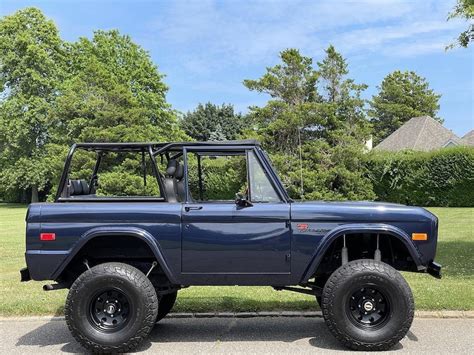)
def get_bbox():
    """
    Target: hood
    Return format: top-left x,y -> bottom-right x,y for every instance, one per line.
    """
291,200 -> 436,223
